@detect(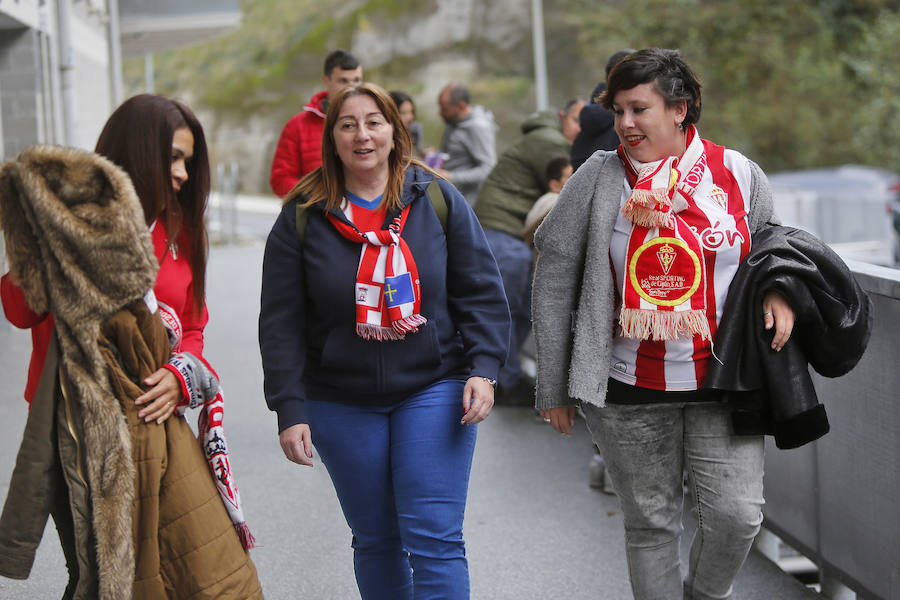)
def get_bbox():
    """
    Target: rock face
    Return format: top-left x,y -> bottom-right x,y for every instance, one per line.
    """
198,0 -> 566,196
